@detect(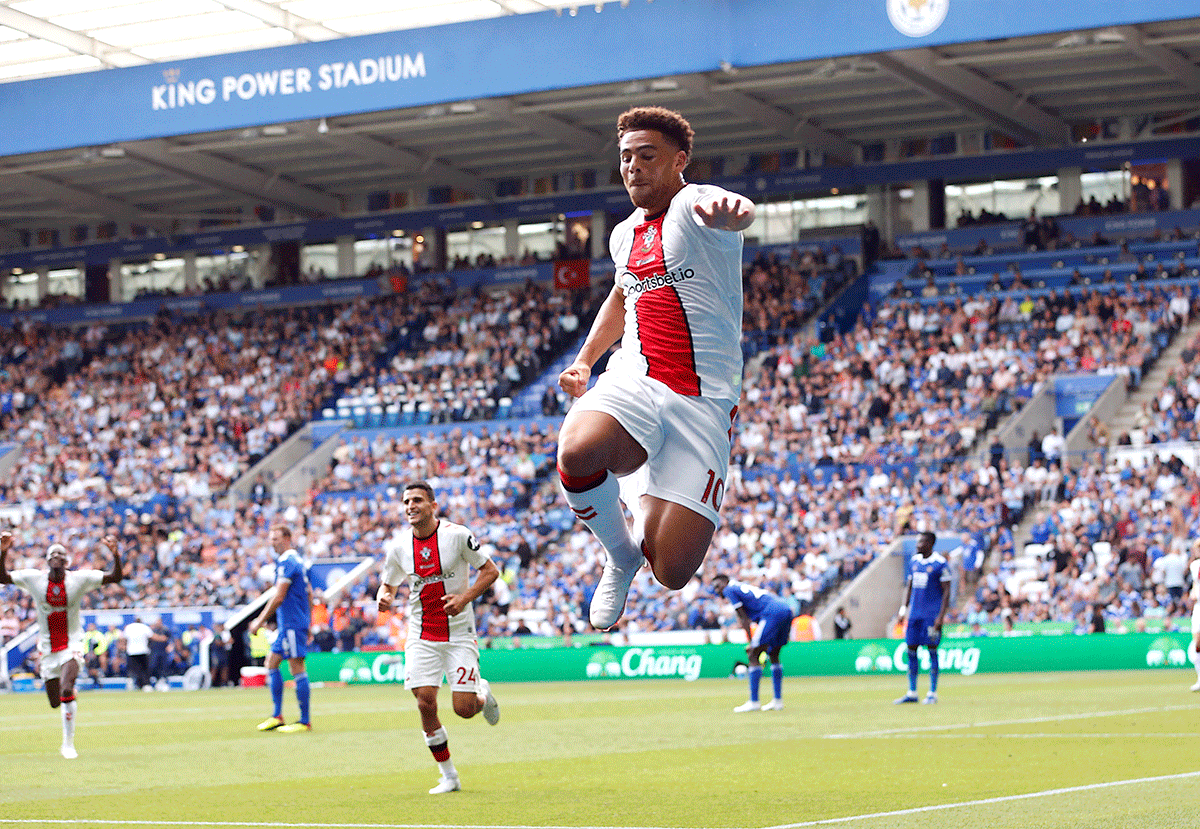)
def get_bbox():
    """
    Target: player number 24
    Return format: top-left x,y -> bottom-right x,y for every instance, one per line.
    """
701,469 -> 725,509
456,666 -> 478,685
